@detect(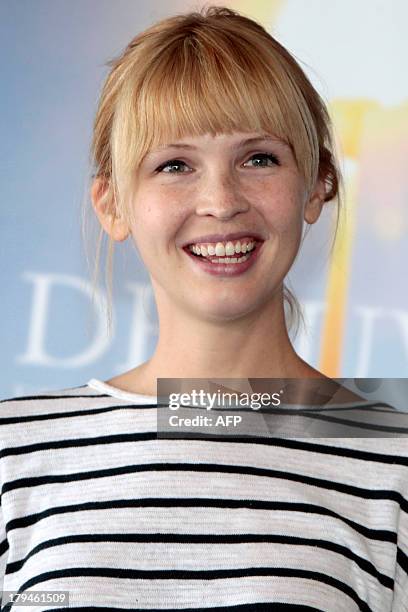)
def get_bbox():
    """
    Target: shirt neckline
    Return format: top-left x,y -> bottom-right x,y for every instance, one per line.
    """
86,378 -> 372,409
87,378 -> 157,403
